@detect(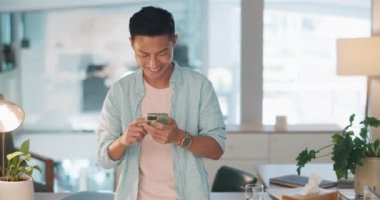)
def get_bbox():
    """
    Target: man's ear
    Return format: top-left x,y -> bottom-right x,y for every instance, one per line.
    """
171,34 -> 178,46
